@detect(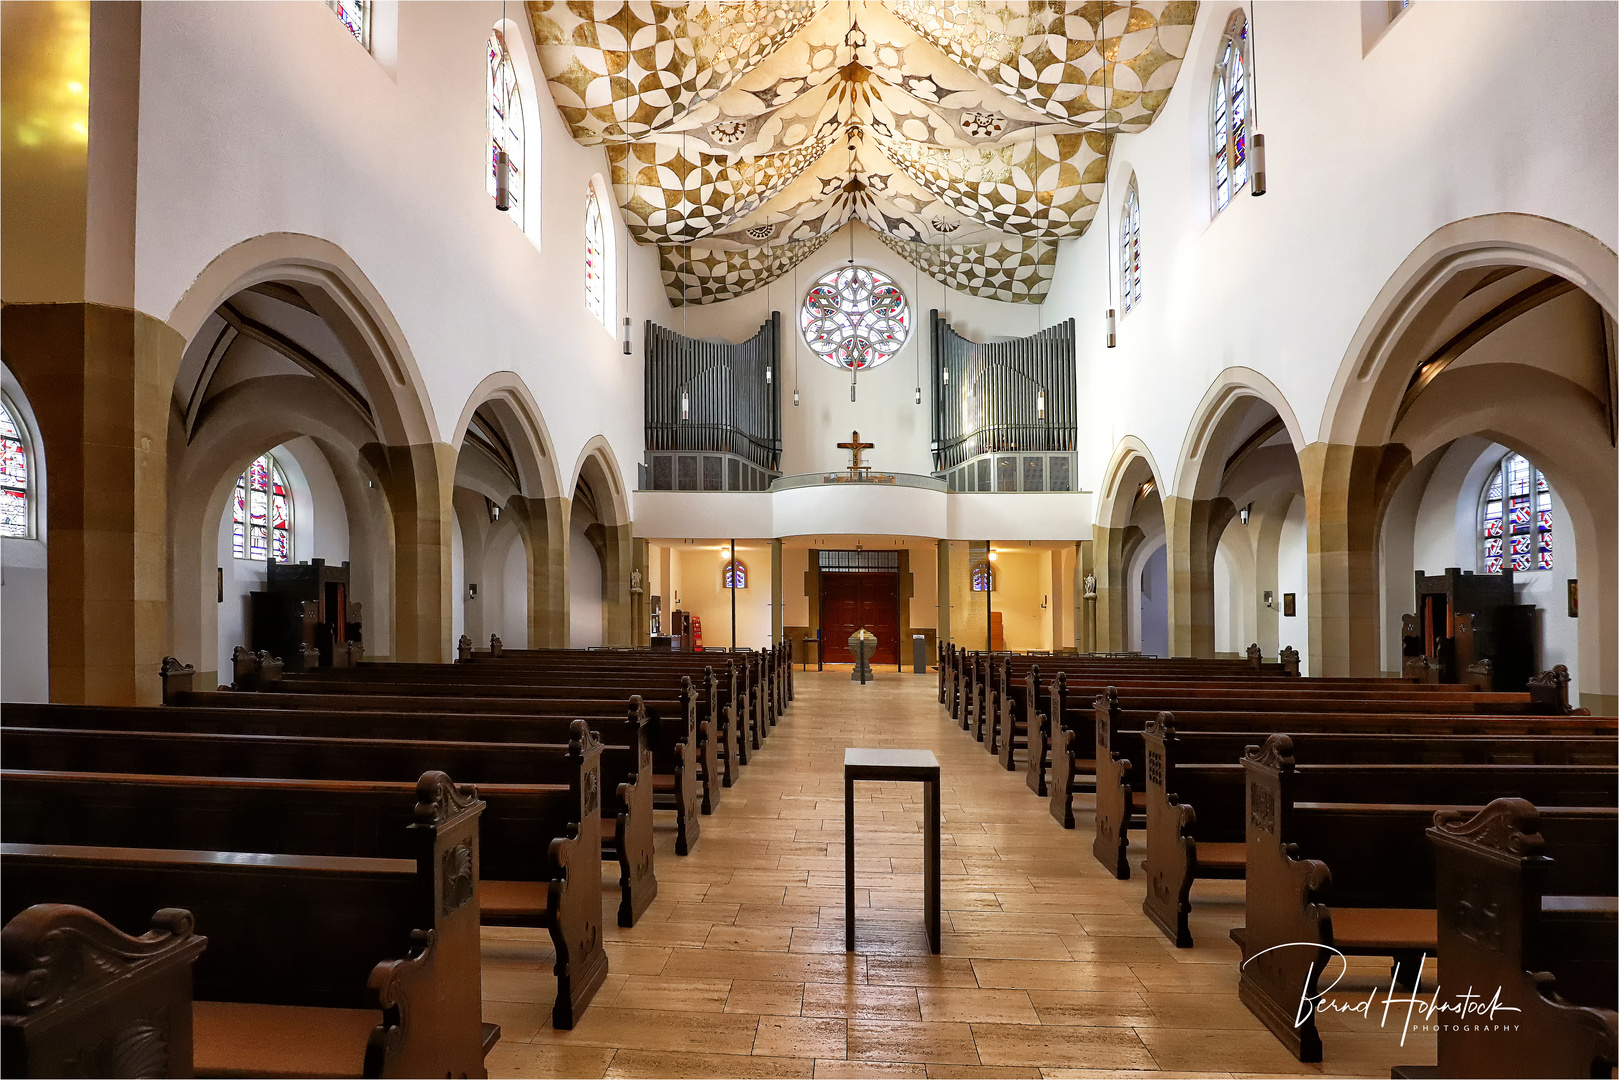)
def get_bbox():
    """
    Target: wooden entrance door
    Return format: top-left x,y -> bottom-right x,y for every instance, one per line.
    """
820,572 -> 900,664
